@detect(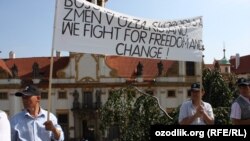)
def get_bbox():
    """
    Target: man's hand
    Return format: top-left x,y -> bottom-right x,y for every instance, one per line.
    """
197,105 -> 214,125
44,120 -> 61,140
44,120 -> 55,131
195,105 -> 204,117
